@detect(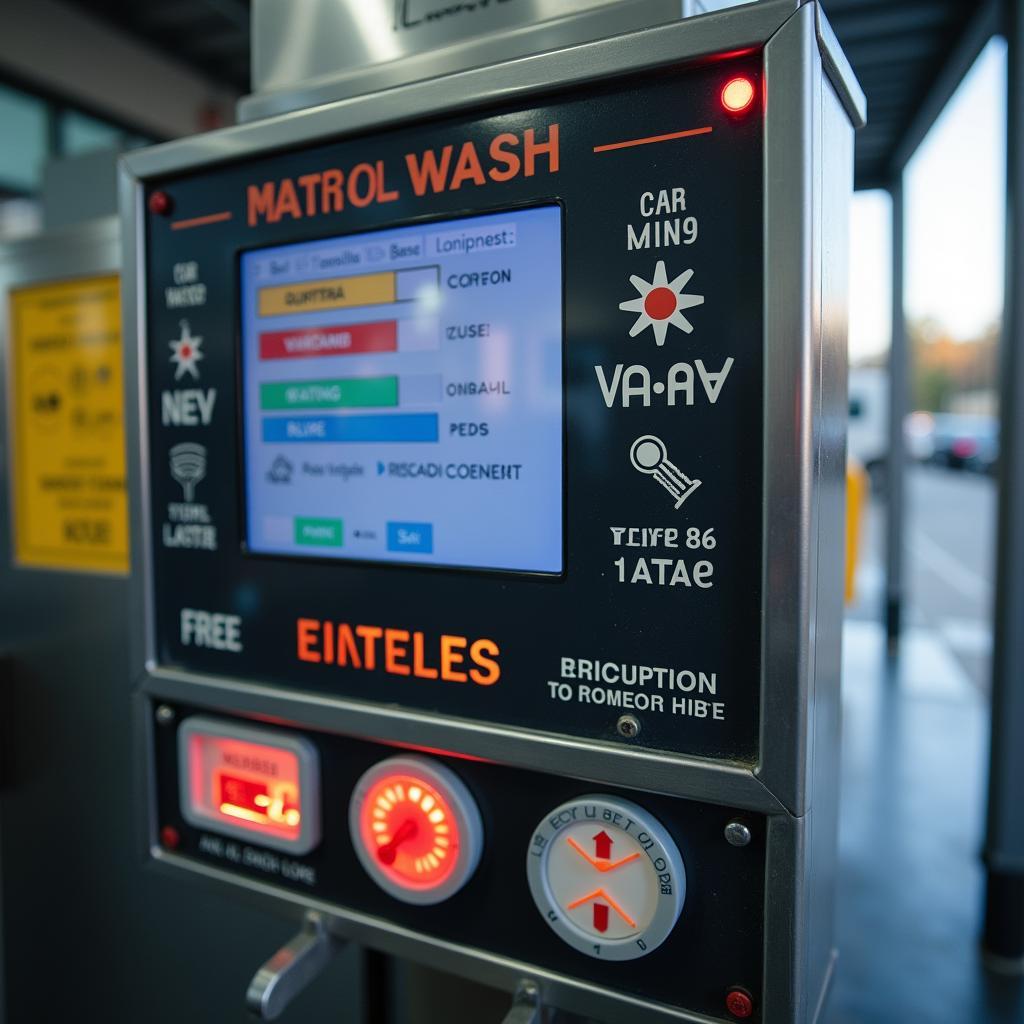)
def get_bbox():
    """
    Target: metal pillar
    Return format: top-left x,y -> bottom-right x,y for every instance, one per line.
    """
885,178 -> 908,654
983,0 -> 1024,970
